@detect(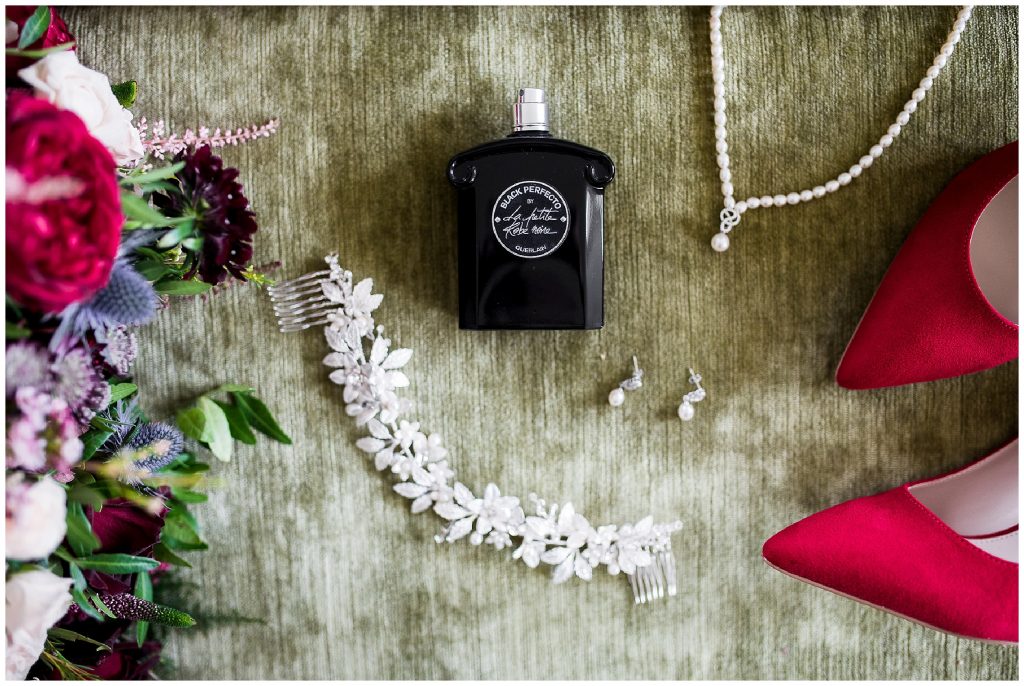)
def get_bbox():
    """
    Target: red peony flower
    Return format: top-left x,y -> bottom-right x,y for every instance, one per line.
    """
6,6 -> 76,76
6,92 -> 122,313
89,497 -> 167,557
